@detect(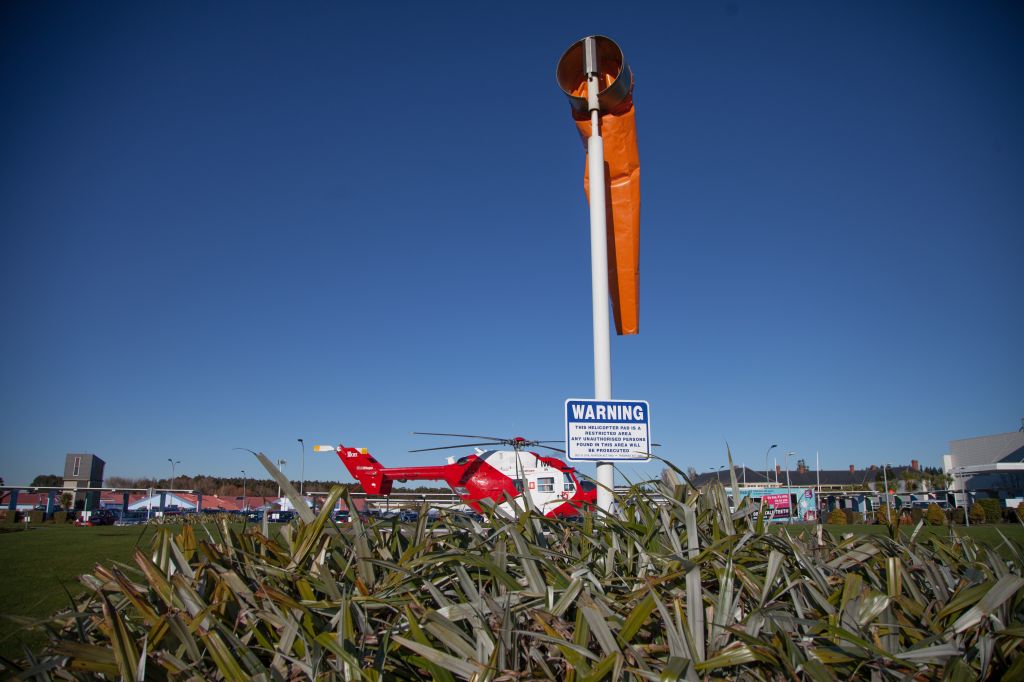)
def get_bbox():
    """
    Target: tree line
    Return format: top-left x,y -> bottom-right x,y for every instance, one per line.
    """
28,473 -> 447,496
